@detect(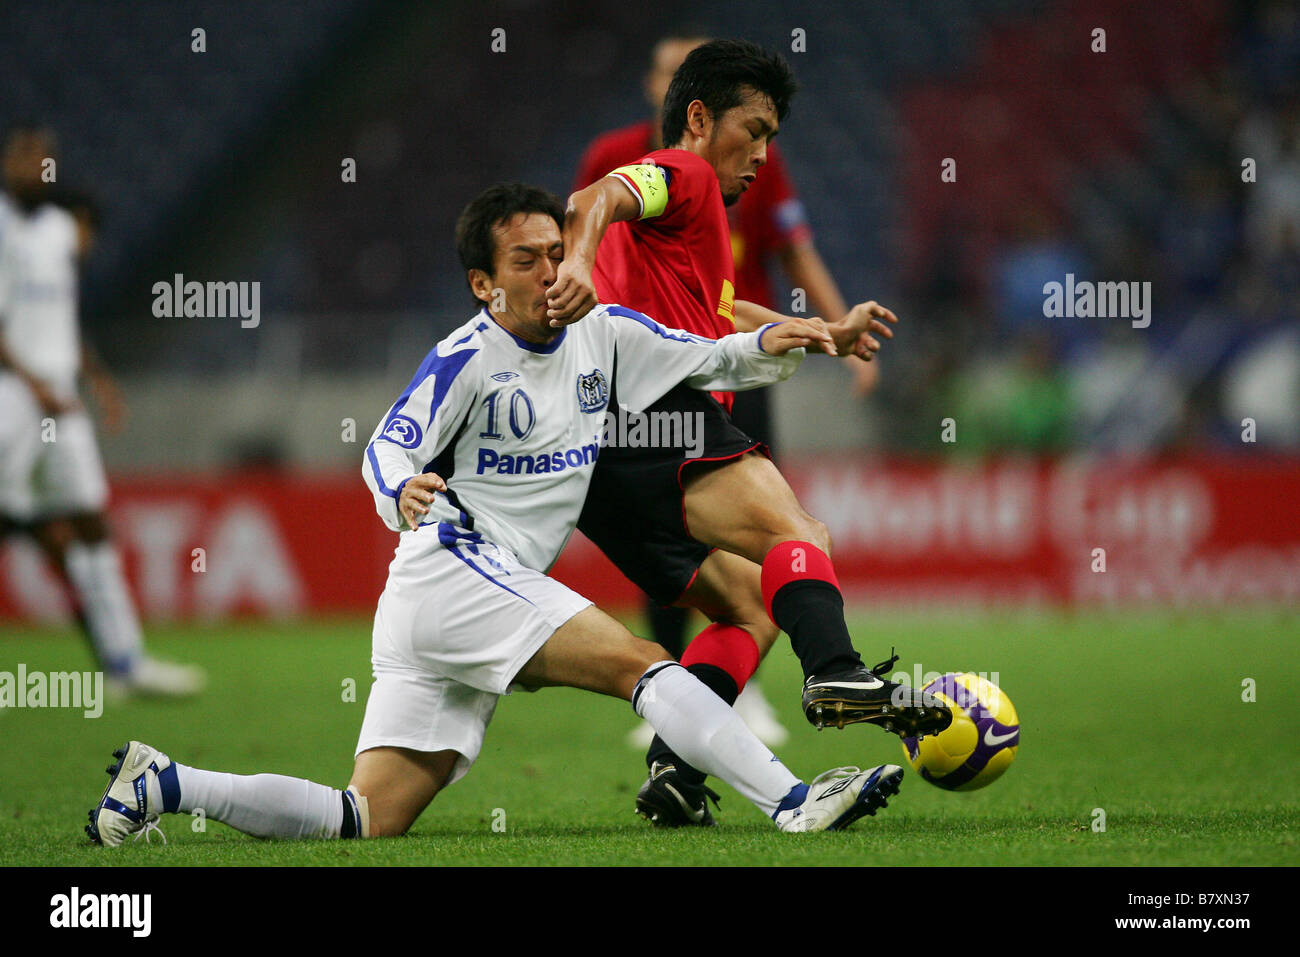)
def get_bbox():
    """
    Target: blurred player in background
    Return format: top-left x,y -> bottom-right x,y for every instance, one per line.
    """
0,123 -> 203,697
552,39 -> 949,826
573,33 -> 877,749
